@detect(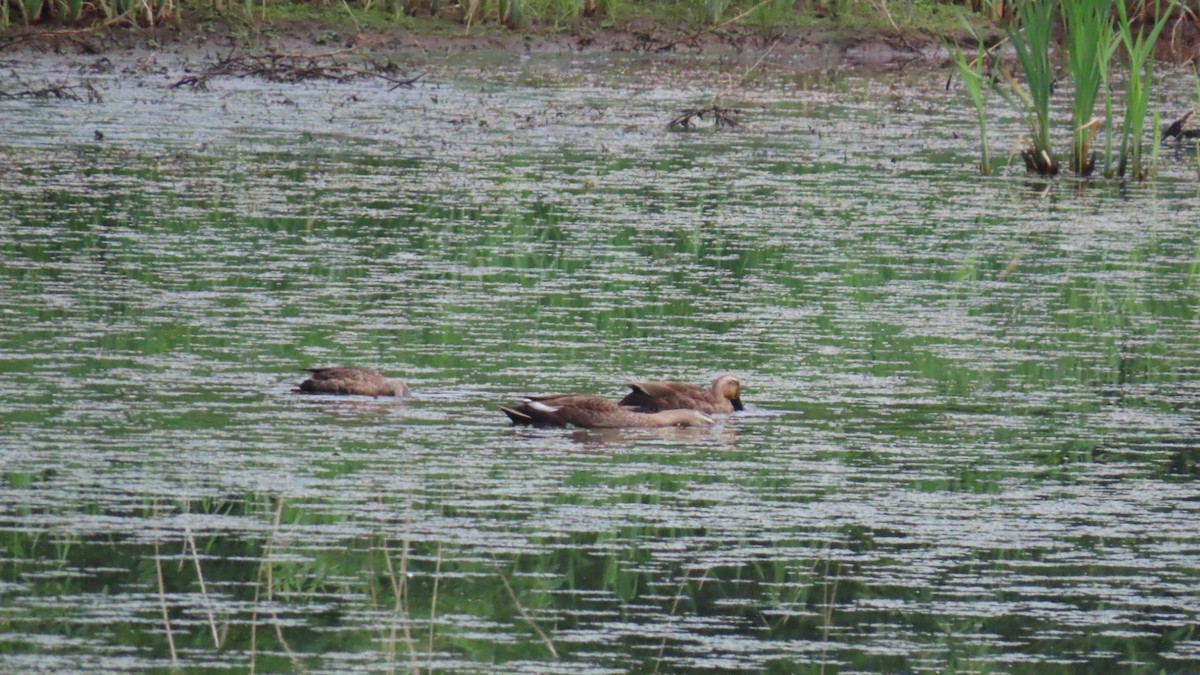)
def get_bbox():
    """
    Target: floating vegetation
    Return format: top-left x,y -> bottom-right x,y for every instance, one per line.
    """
169,50 -> 423,91
667,105 -> 741,130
